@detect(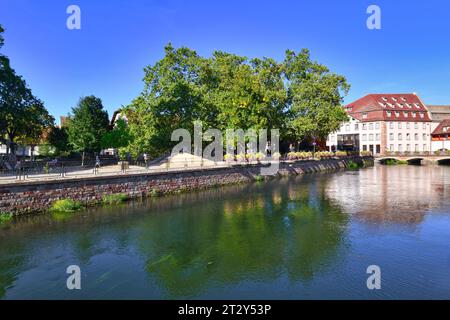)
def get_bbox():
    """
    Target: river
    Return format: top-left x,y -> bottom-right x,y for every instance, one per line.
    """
1,164 -> 449,299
